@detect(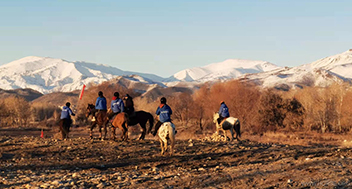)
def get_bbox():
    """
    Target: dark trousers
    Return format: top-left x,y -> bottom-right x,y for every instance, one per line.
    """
153,121 -> 163,136
125,107 -> 135,117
